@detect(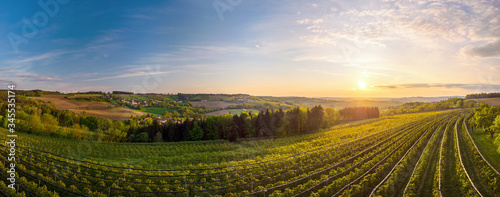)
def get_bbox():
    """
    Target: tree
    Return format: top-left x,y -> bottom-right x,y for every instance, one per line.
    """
189,122 -> 204,141
162,111 -> 172,119
153,132 -> 163,142
135,132 -> 150,142
473,103 -> 494,130
172,111 -> 181,118
83,116 -> 99,131
205,116 -> 218,140
324,107 -> 340,127
1,112 -> 8,128
489,115 -> 500,139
